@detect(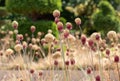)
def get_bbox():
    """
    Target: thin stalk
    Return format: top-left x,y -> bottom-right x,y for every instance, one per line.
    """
89,48 -> 95,79
59,33 -> 68,81
97,43 -> 103,81
78,25 -> 82,36
116,63 -> 120,81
